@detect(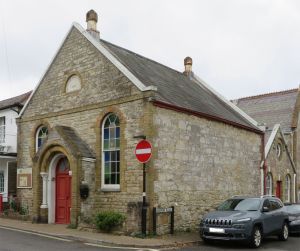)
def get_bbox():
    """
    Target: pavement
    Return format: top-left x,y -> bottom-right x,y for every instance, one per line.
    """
0,218 -> 201,249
